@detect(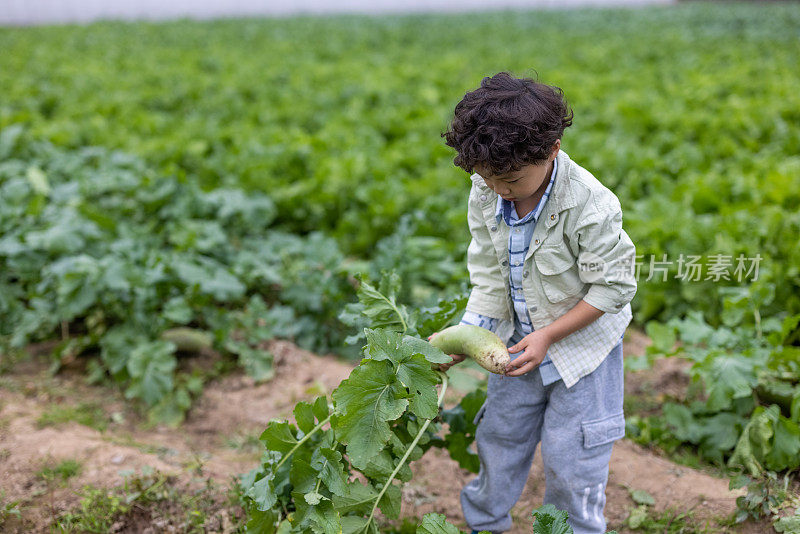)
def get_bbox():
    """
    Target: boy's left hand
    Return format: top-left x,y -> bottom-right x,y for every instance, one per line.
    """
505,330 -> 552,376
